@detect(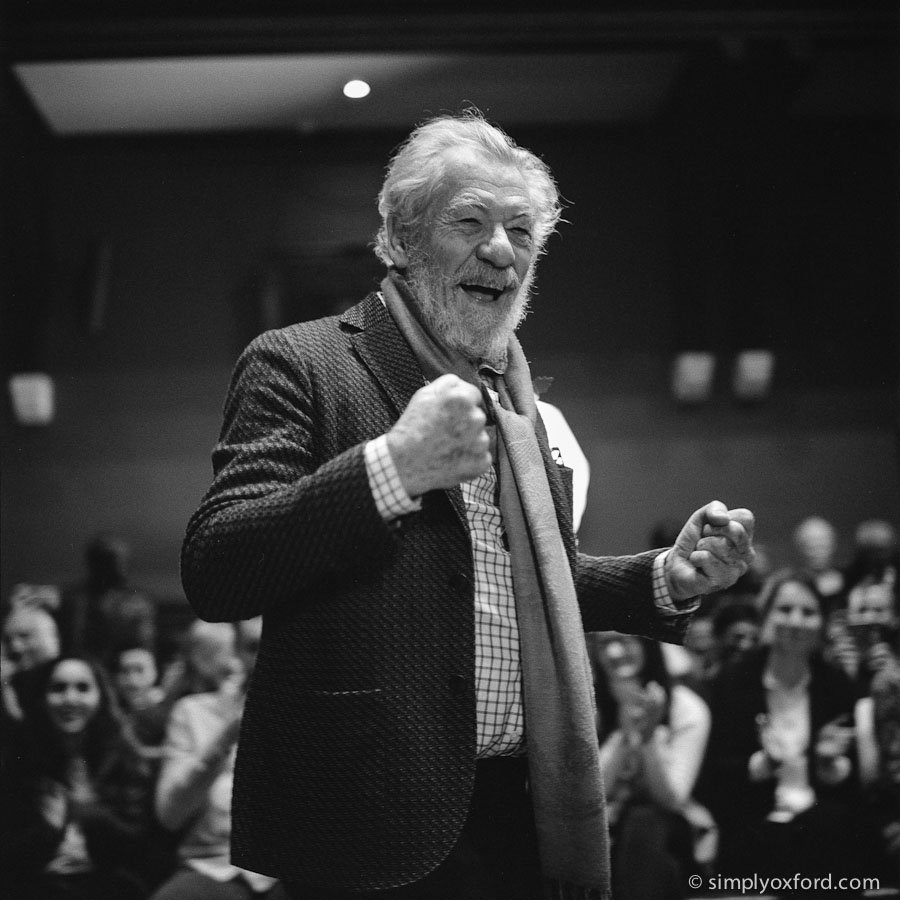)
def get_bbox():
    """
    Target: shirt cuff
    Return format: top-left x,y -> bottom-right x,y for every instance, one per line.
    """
652,550 -> 700,615
364,435 -> 422,522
